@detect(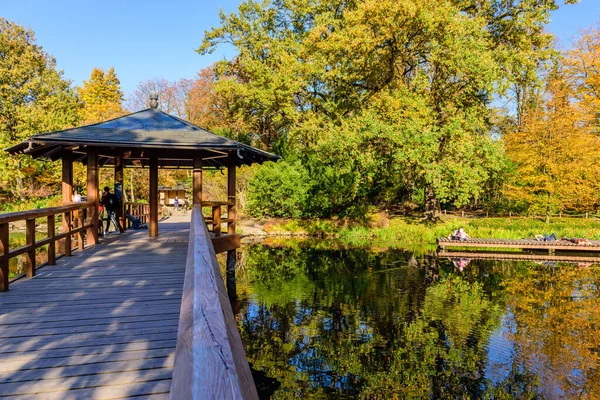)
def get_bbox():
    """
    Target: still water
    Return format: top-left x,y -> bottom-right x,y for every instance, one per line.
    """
229,240 -> 600,399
